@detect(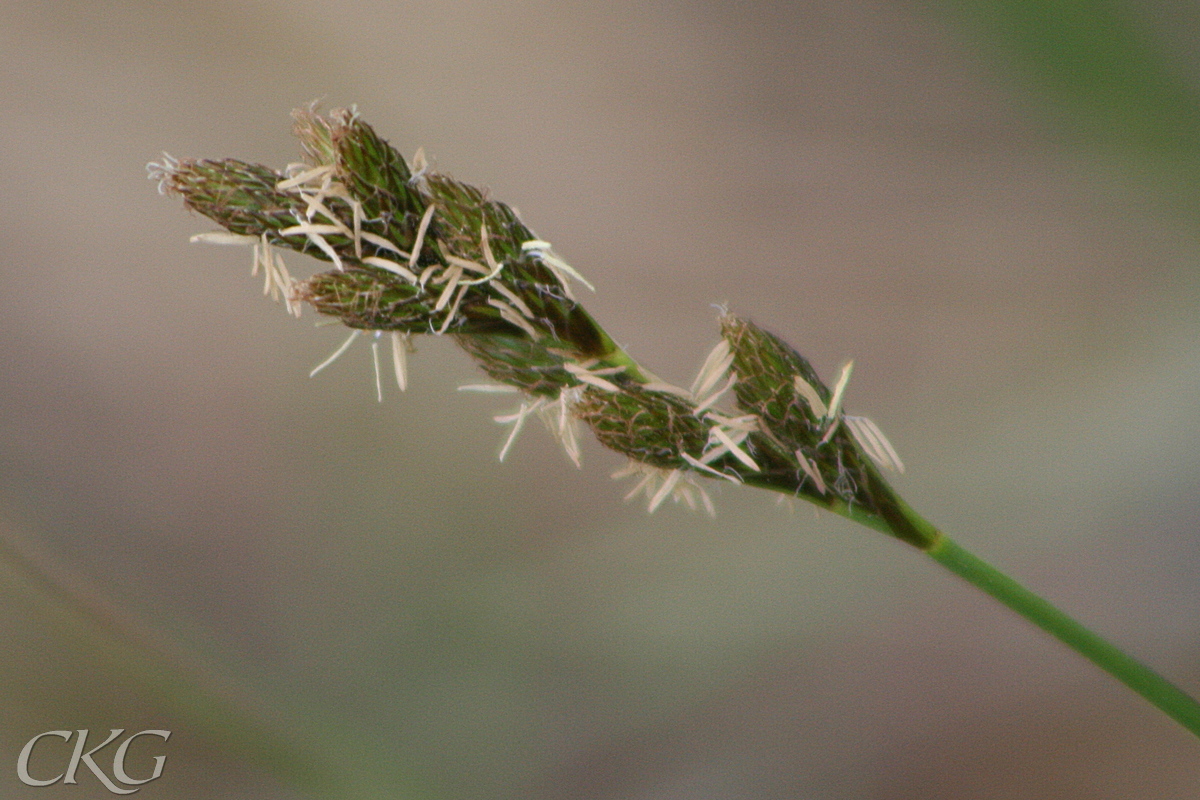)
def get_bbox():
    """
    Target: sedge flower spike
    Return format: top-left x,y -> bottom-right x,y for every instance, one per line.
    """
152,106 -> 1200,741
